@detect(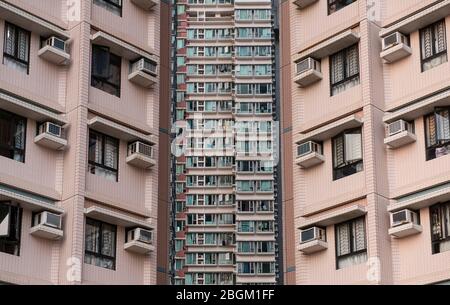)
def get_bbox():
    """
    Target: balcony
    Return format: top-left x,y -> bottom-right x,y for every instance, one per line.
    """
34,122 -> 68,150
126,141 -> 156,169
294,57 -> 322,87
384,120 -> 416,149
295,141 -> 324,169
38,37 -> 70,65
128,58 -> 158,88
131,0 -> 158,11
293,0 -> 318,9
